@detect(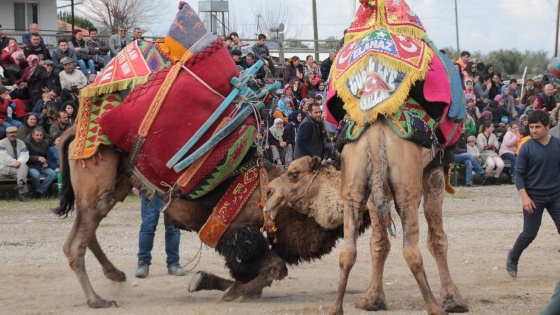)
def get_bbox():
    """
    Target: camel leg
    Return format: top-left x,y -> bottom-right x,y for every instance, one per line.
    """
355,199 -> 391,311
187,271 -> 234,292
328,141 -> 370,315
423,166 -> 469,313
